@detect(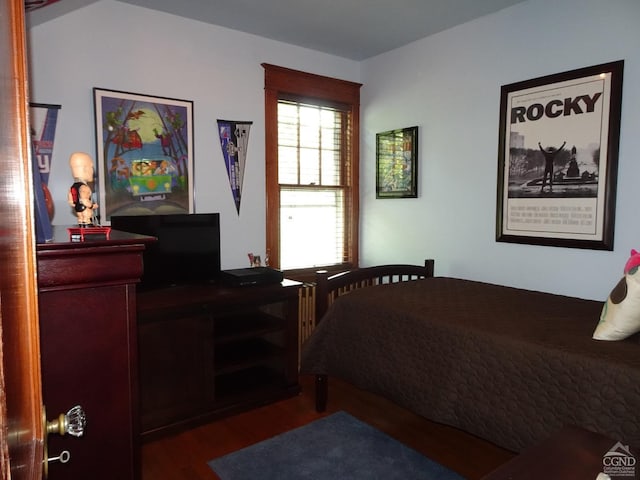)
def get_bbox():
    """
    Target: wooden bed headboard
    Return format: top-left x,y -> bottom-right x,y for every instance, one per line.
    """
314,259 -> 435,321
